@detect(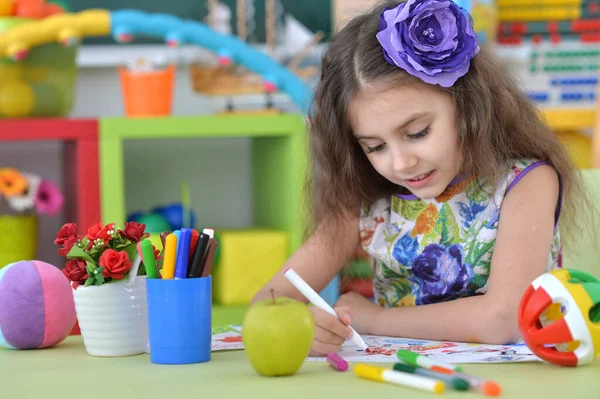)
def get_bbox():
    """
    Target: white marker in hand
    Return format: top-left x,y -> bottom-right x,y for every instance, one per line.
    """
283,268 -> 369,351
